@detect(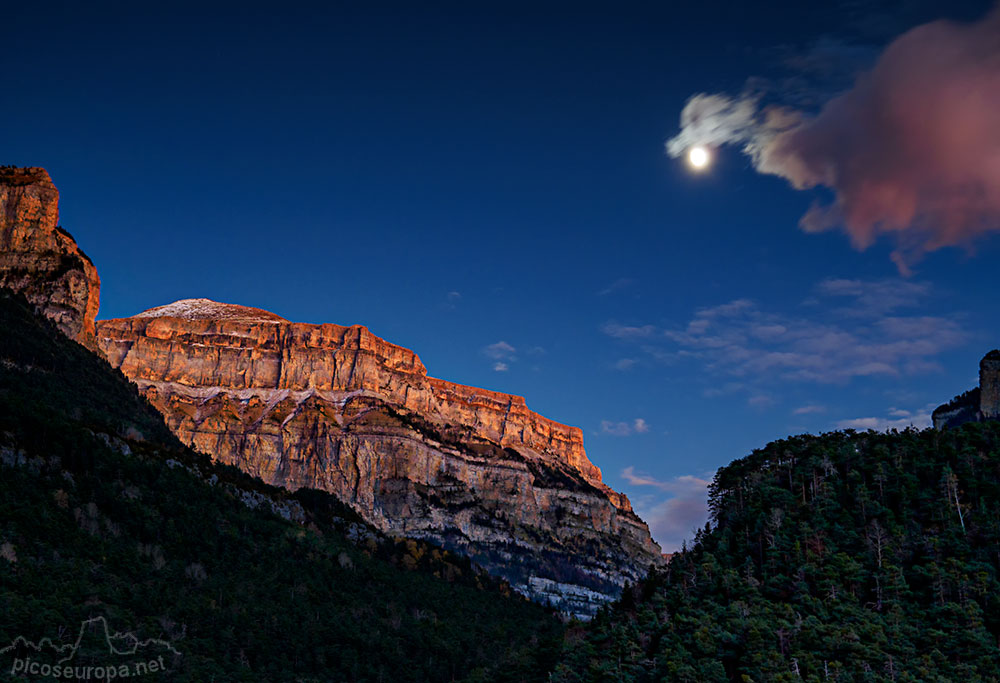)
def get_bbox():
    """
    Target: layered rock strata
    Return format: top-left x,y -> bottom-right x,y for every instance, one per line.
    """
0,167 -> 100,347
933,350 -> 1000,429
96,299 -> 663,616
